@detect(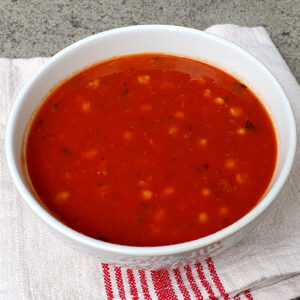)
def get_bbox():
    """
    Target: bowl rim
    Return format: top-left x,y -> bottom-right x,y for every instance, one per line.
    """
5,24 -> 297,257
